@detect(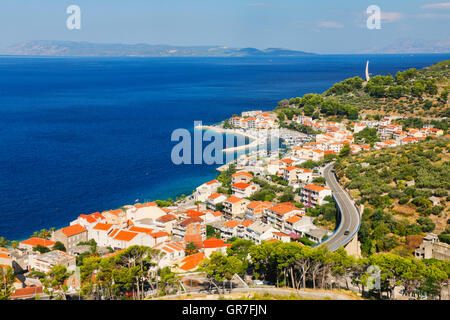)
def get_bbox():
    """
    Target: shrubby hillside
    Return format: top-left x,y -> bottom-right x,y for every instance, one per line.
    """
276,60 -> 449,119
334,138 -> 450,256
